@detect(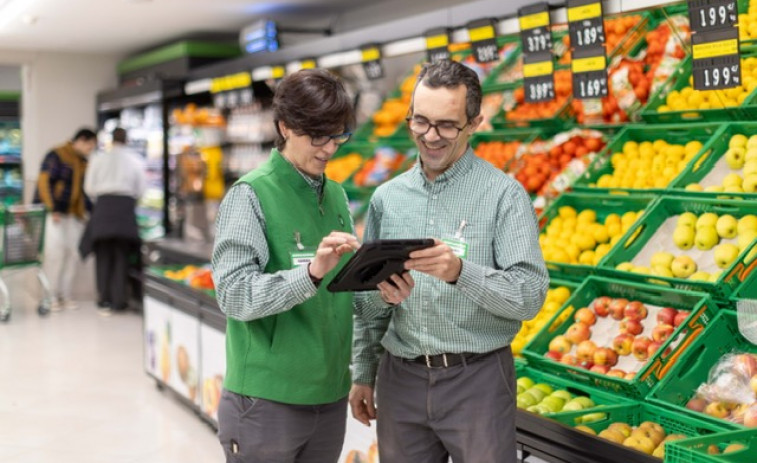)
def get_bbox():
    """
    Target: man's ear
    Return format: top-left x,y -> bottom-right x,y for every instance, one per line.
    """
468,114 -> 484,133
